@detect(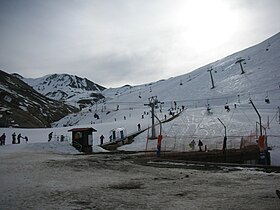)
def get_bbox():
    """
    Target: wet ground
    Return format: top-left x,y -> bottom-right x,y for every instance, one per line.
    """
0,151 -> 280,210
